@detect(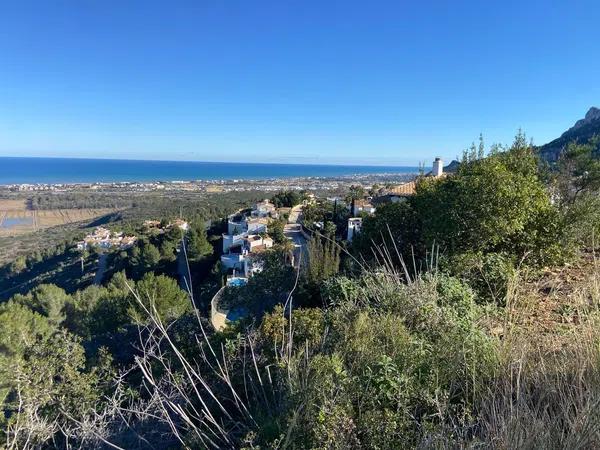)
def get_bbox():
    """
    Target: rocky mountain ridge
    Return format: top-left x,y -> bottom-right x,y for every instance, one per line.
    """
538,106 -> 600,162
